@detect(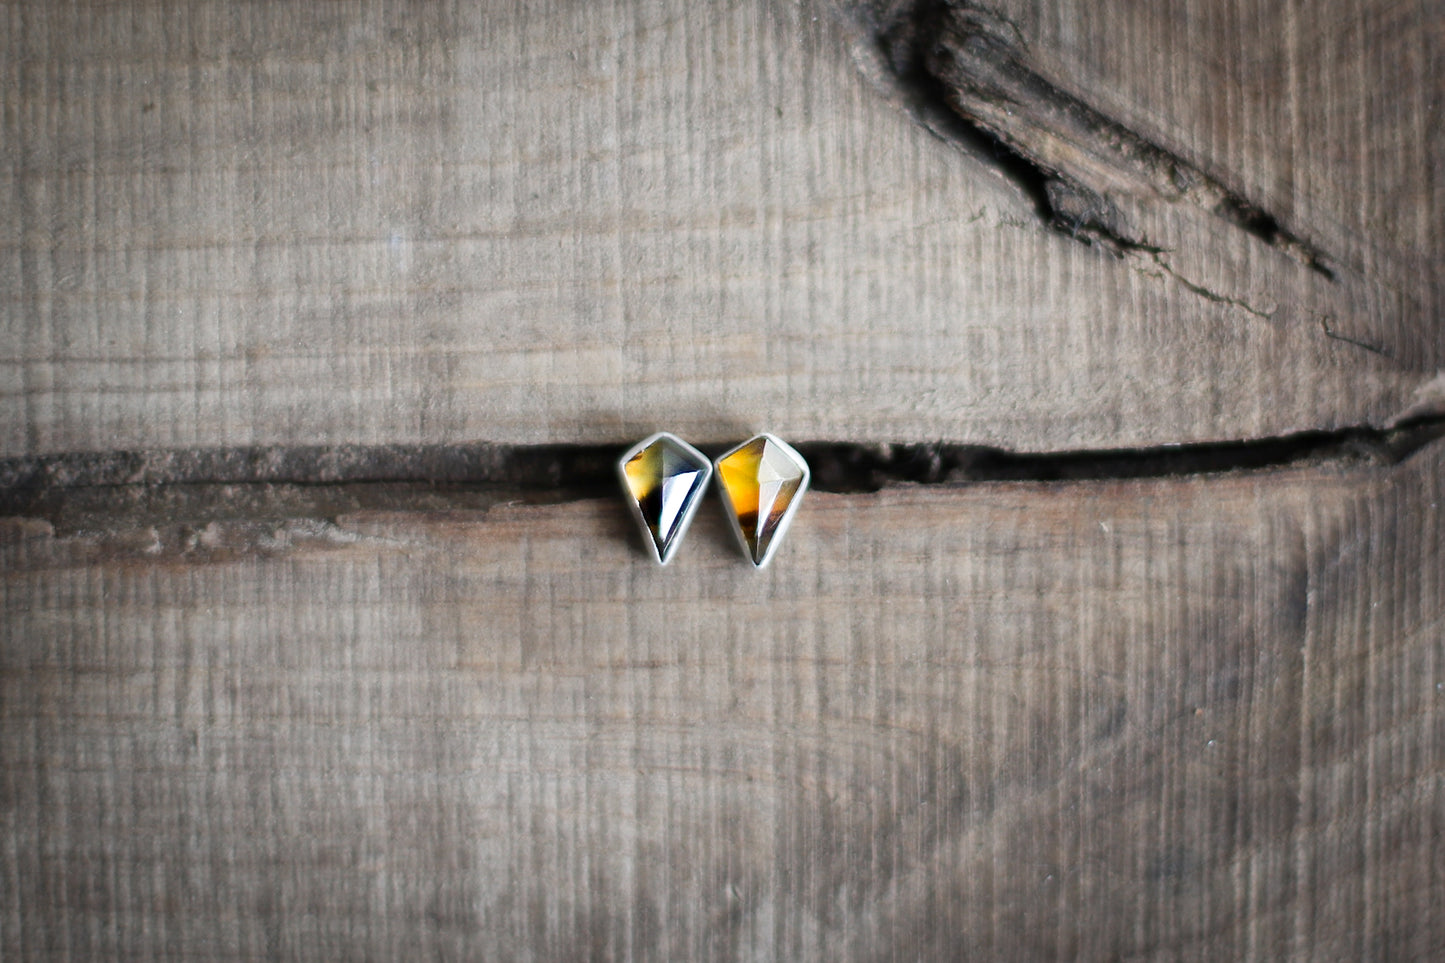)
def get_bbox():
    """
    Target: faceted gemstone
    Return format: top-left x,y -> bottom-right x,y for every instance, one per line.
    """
620,434 -> 711,564
715,434 -> 809,568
